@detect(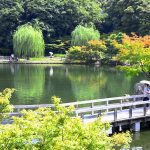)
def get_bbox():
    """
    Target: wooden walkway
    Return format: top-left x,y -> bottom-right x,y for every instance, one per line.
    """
12,94 -> 150,125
